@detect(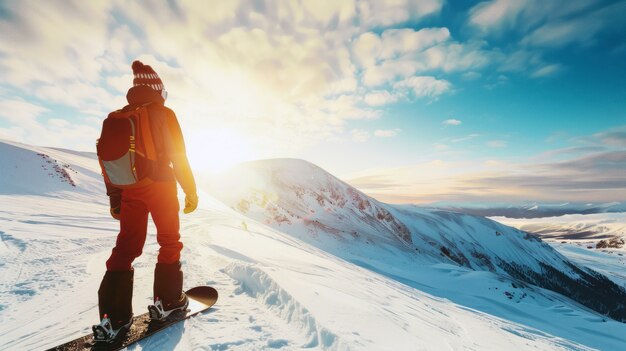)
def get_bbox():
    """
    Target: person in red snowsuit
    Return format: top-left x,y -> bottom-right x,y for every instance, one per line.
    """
97,60 -> 198,332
